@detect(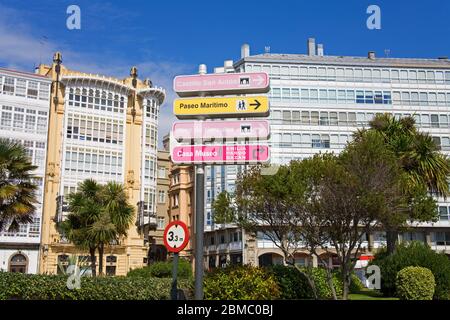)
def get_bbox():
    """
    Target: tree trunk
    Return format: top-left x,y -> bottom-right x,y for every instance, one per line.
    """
386,229 -> 398,255
315,253 -> 338,300
89,247 -> 97,277
325,268 -> 338,300
341,264 -> 350,300
98,243 -> 104,276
